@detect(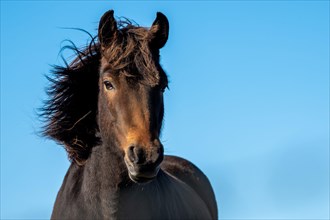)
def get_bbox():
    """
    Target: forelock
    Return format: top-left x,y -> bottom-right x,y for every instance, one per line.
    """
101,21 -> 162,86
